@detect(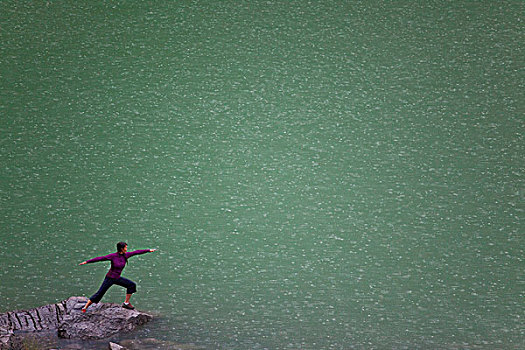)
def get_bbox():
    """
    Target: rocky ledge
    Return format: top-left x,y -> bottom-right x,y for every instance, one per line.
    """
0,297 -> 153,349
